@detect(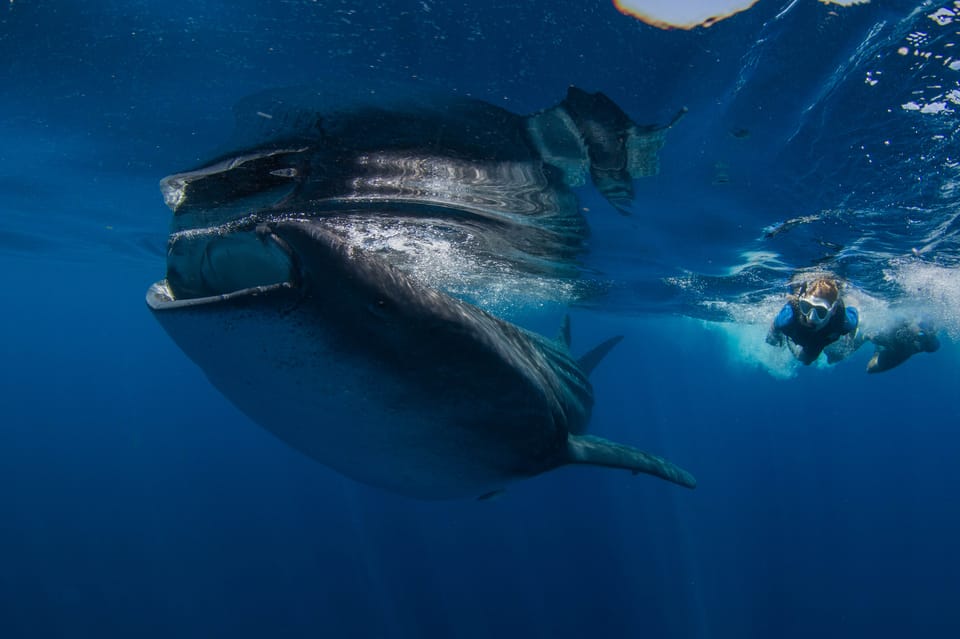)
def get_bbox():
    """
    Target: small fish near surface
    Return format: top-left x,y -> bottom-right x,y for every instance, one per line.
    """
147,221 -> 695,499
